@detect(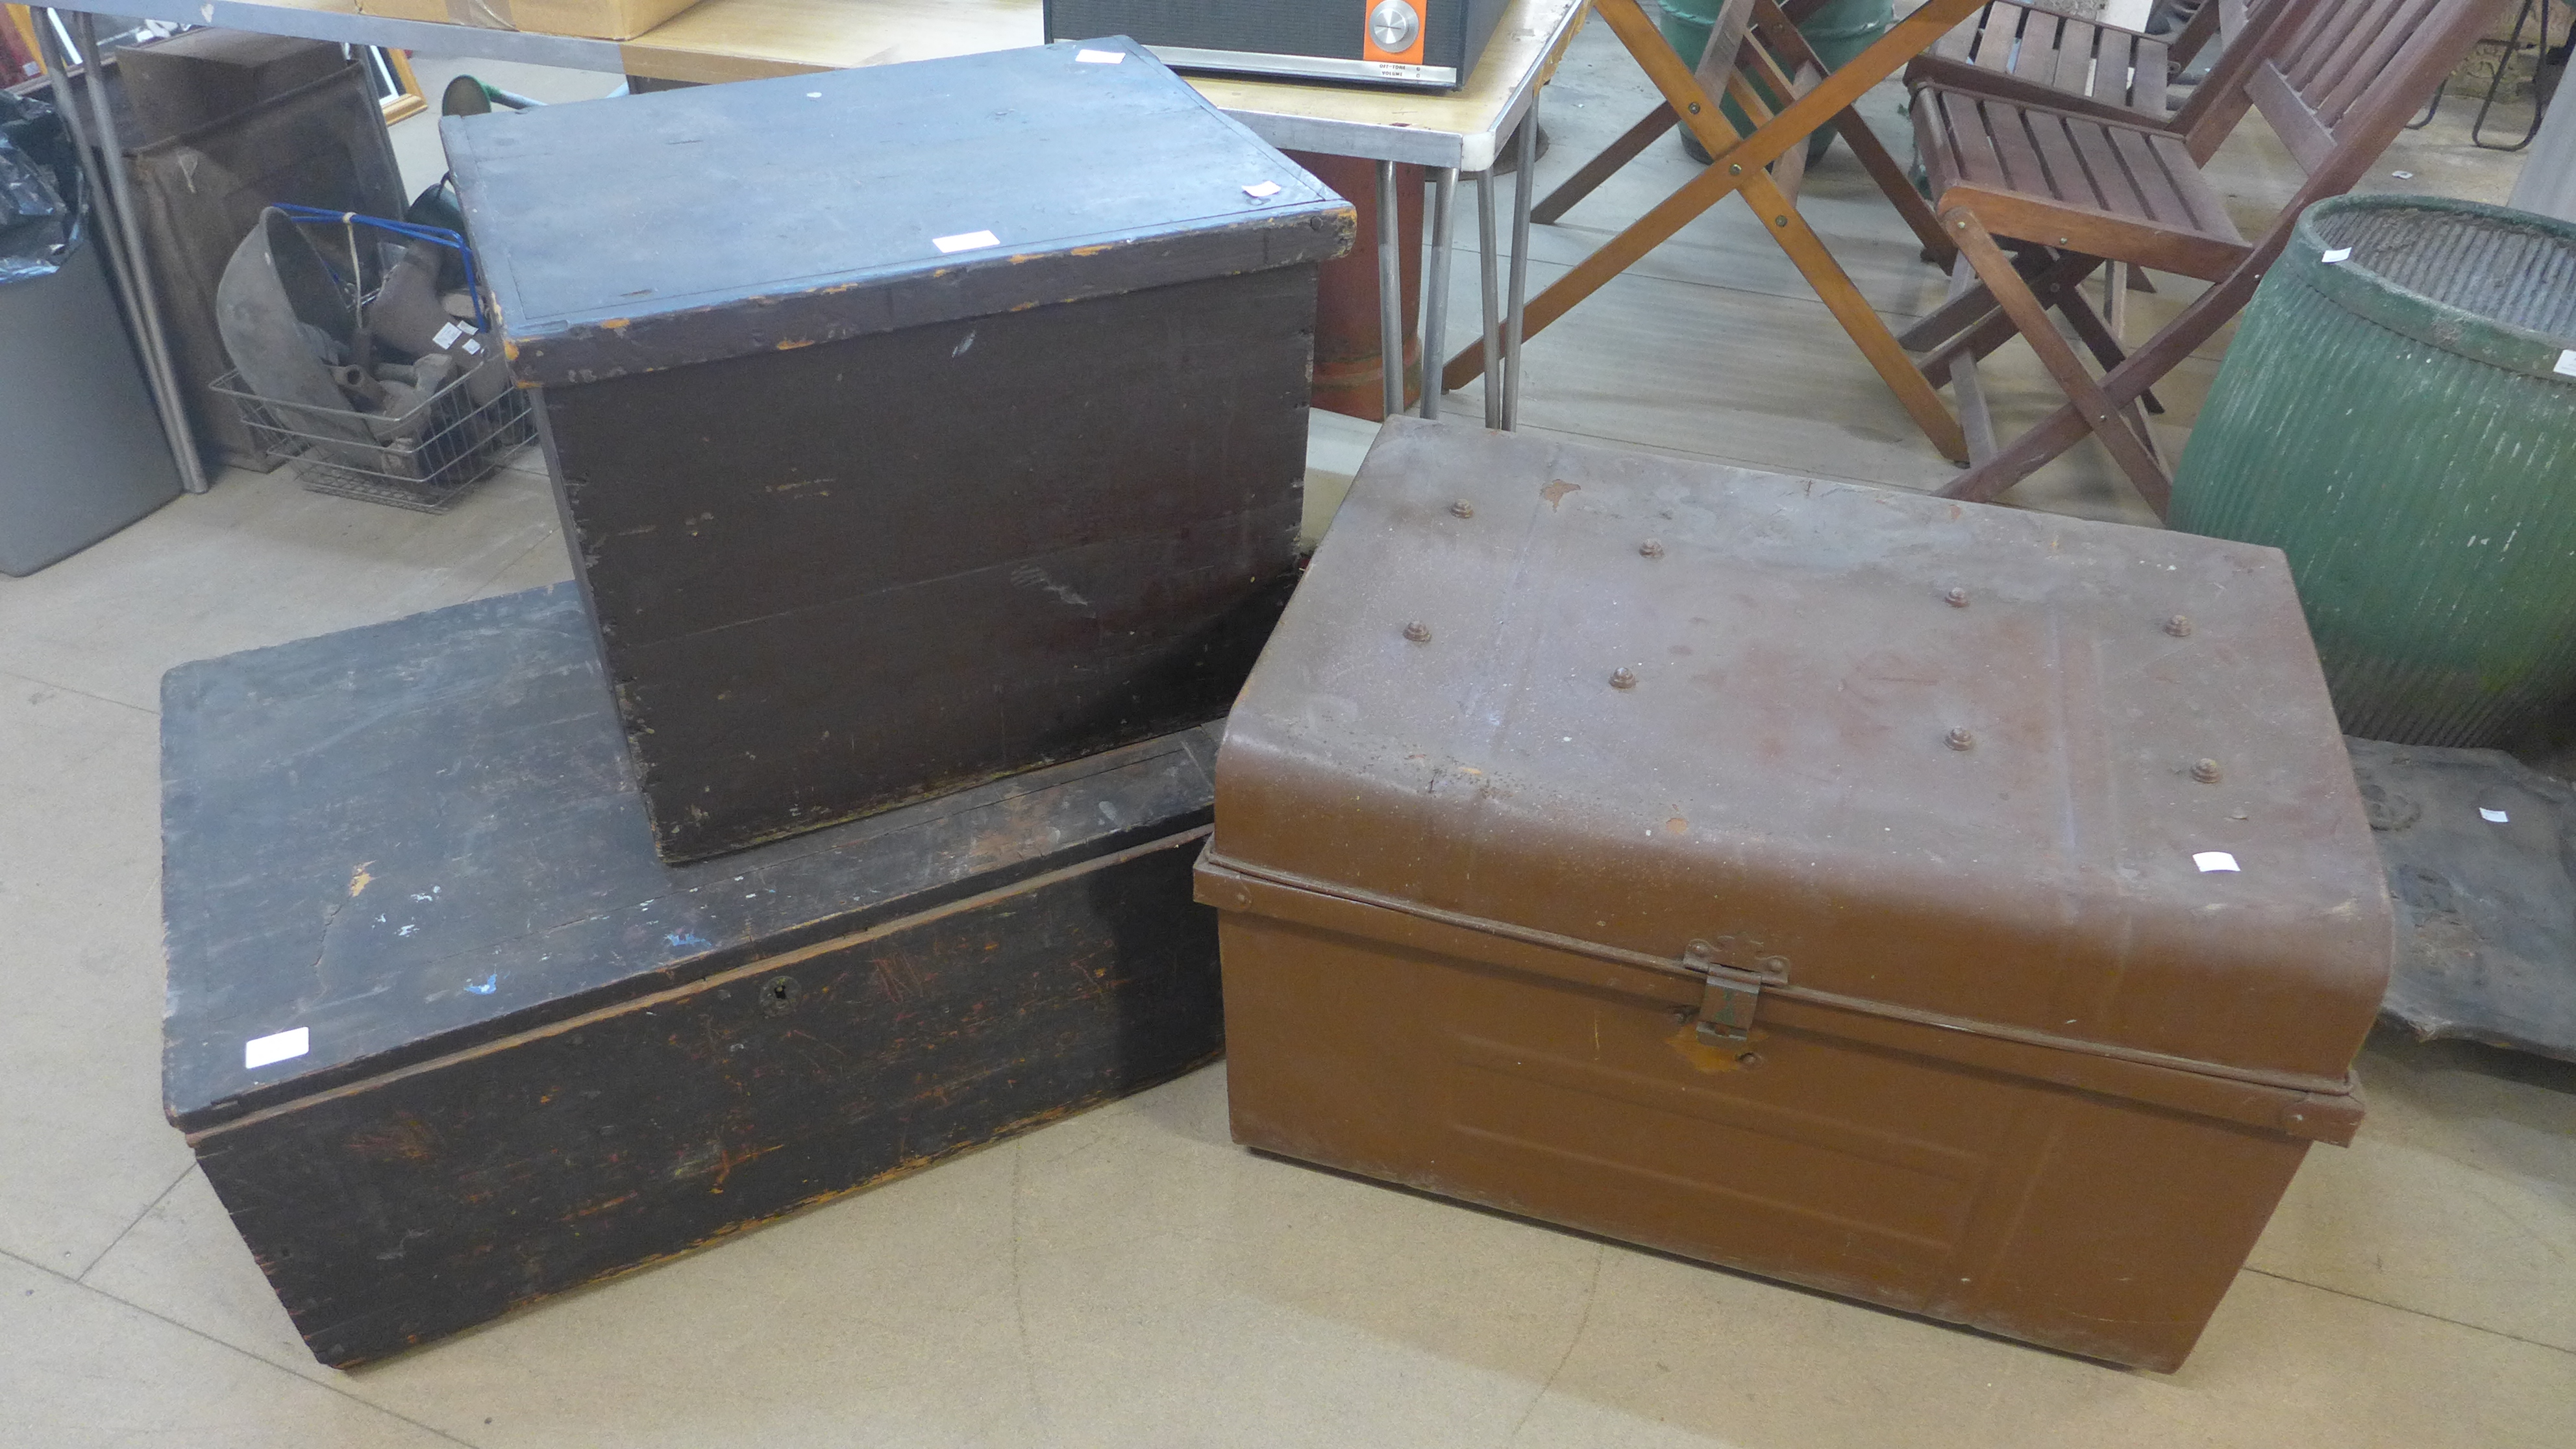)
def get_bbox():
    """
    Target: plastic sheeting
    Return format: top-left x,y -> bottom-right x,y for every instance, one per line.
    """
0,93 -> 71,284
